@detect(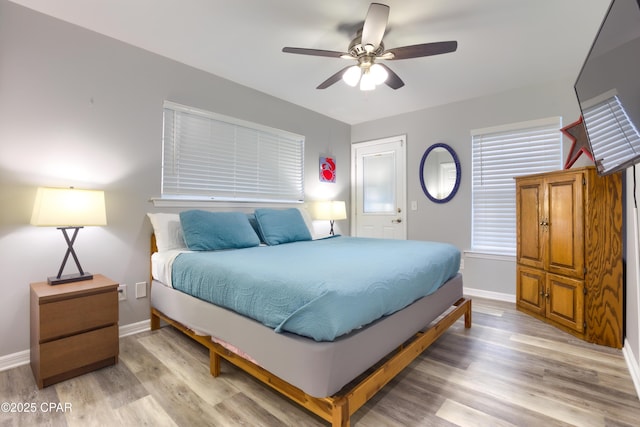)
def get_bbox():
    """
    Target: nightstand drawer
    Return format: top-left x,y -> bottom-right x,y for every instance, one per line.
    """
39,324 -> 118,379
39,291 -> 117,341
